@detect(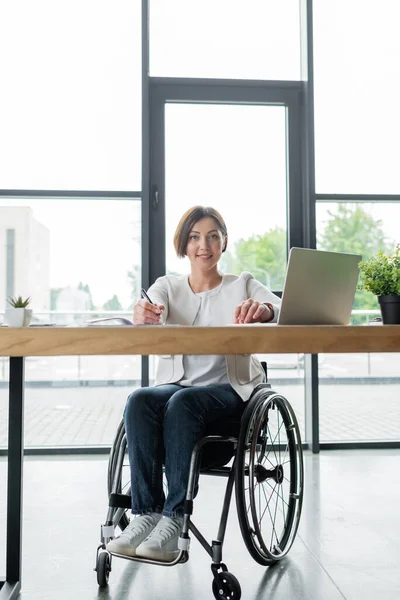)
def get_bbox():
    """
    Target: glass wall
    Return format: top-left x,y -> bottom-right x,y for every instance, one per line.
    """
1,1 -> 308,450
314,0 -> 400,445
0,199 -> 141,448
3,1 -> 398,451
316,203 -> 400,442
0,0 -> 142,450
